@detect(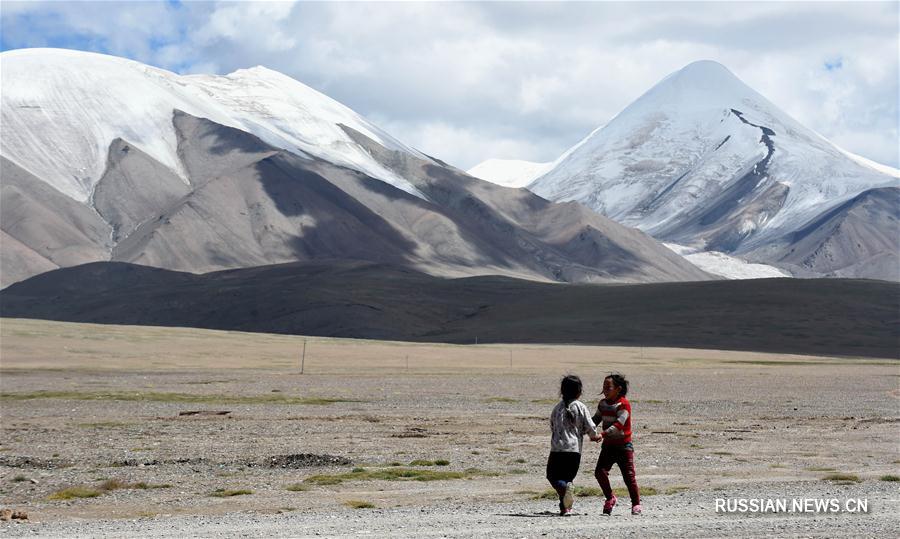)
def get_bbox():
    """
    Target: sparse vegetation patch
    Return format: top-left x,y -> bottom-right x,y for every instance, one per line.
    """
822,473 -> 860,483
47,486 -> 101,500
210,488 -> 253,497
46,478 -> 169,500
344,500 -> 376,509
0,390 -> 360,405
408,459 -> 449,466
305,467 -> 495,485
77,421 -> 132,429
